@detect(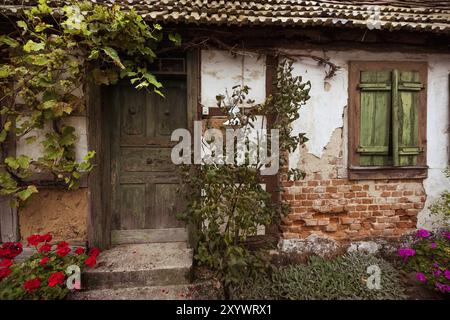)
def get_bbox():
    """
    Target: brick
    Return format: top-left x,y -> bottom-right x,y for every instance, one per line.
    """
341,217 -> 354,224
331,179 -> 345,186
308,181 -> 319,187
325,224 -> 338,232
317,219 -> 330,226
350,223 -> 361,230
303,219 -> 318,226
326,186 -> 338,193
371,222 -> 387,230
